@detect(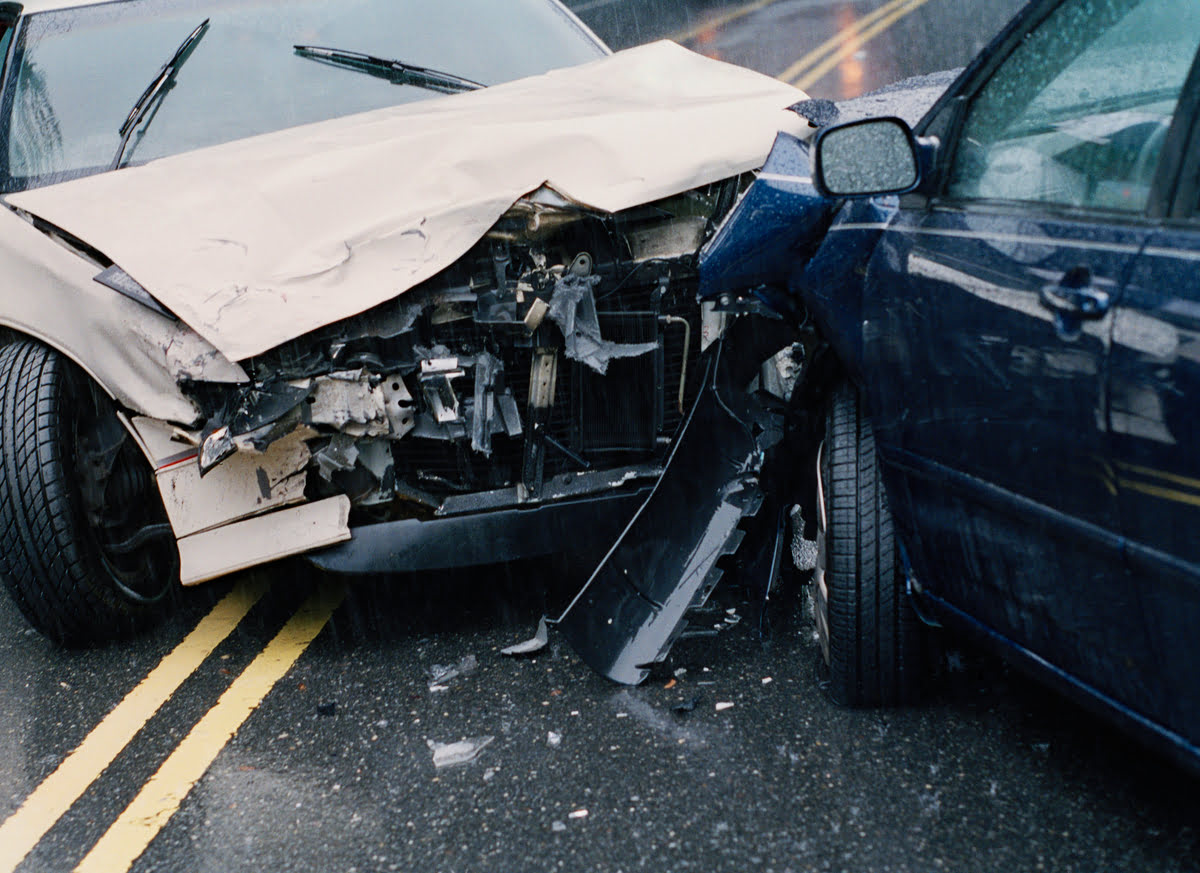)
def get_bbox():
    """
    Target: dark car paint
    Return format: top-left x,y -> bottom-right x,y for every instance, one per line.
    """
727,0 -> 1200,771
